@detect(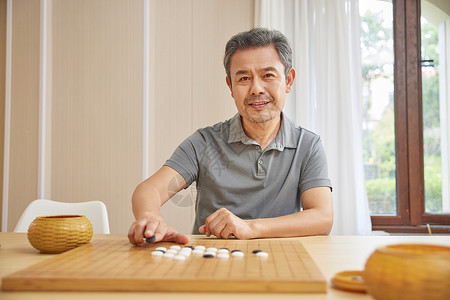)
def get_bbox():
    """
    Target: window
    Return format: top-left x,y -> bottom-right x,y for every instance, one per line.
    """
360,0 -> 450,233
